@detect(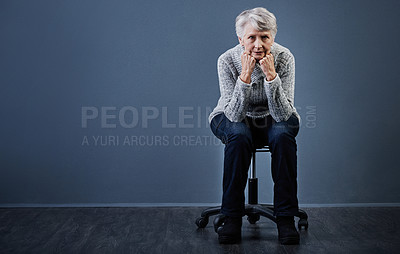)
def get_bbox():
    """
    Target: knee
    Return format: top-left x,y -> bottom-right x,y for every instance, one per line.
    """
268,115 -> 299,146
226,125 -> 252,146
268,126 -> 295,147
